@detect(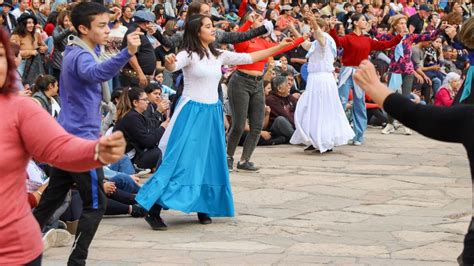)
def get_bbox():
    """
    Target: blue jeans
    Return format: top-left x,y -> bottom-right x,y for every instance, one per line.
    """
110,173 -> 140,194
109,156 -> 135,175
425,71 -> 445,94
338,72 -> 367,143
